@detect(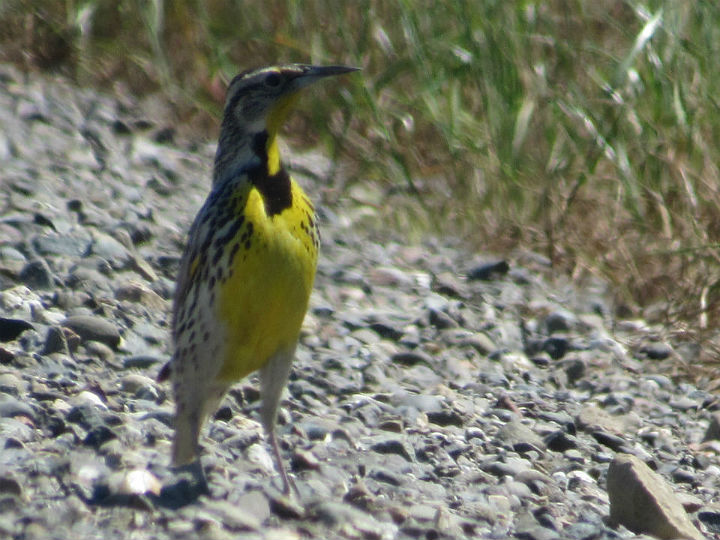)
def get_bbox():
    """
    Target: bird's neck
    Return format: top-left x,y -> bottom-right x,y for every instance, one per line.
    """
212,96 -> 297,187
212,128 -> 258,187
265,131 -> 282,176
264,93 -> 298,175
246,129 -> 293,216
